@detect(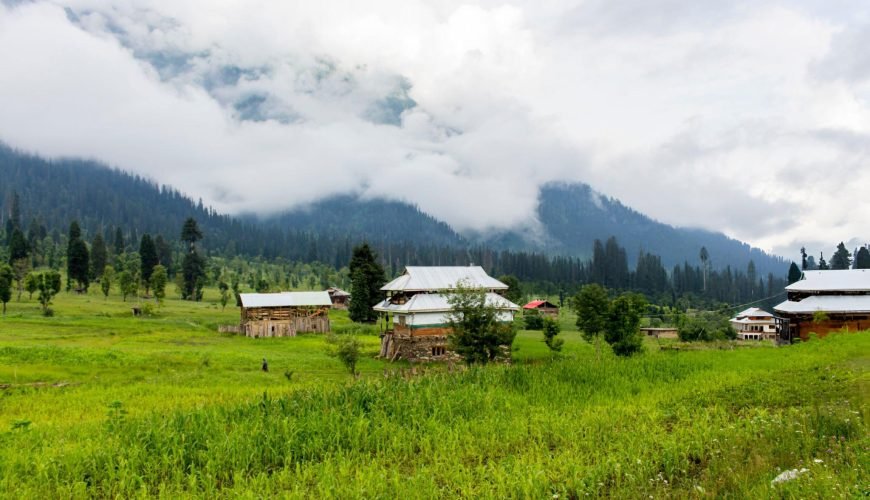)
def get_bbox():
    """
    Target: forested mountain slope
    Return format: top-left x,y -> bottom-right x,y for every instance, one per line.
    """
0,144 -> 786,277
